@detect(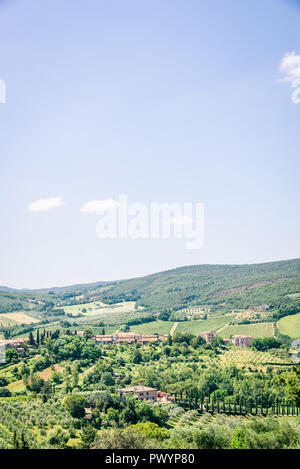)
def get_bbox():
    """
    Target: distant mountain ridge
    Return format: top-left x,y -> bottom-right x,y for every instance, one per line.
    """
1,258 -> 300,313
